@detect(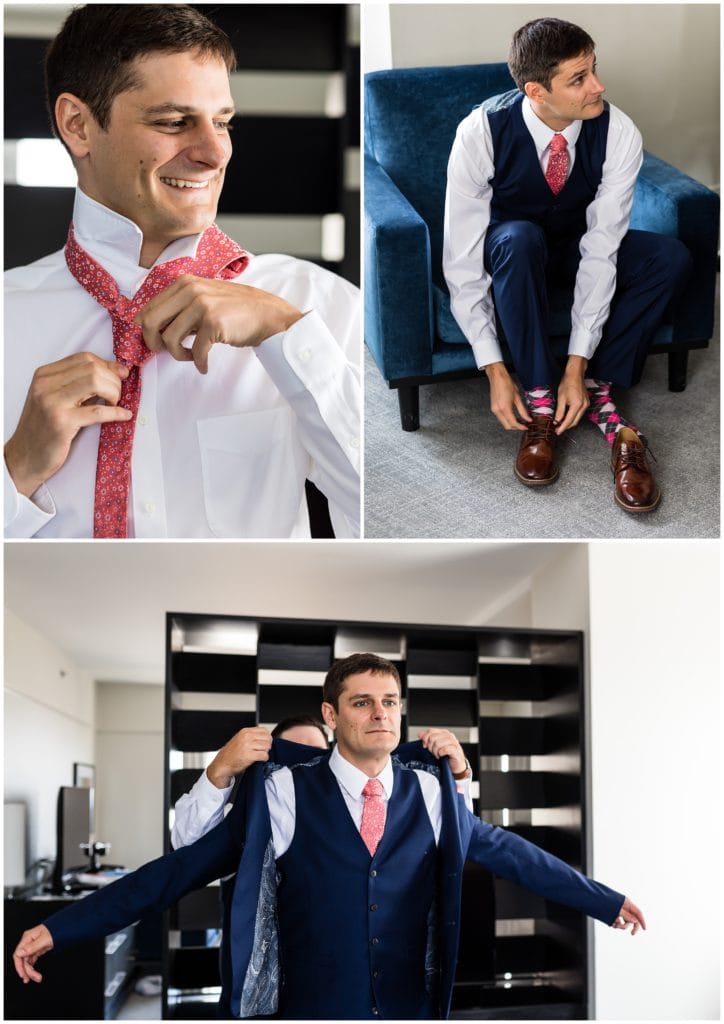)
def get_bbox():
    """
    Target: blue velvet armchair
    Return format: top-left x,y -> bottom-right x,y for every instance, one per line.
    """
364,64 -> 719,430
